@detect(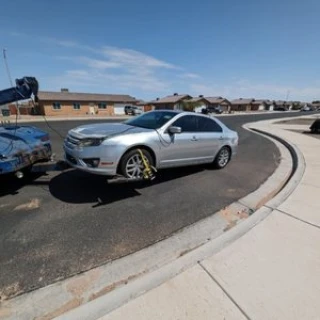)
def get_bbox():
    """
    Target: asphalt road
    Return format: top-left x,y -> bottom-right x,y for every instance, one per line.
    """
0,111 -> 314,300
